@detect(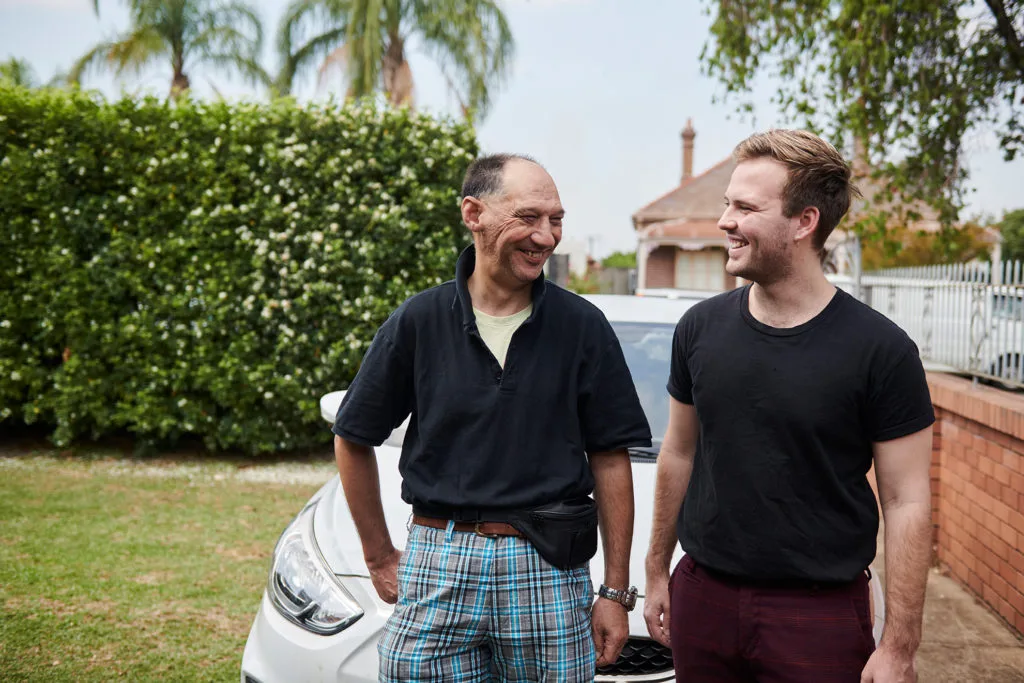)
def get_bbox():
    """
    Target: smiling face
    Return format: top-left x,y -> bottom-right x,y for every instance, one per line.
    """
461,159 -> 564,288
719,158 -> 805,285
